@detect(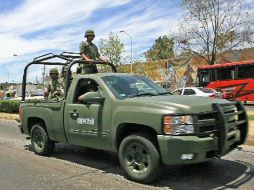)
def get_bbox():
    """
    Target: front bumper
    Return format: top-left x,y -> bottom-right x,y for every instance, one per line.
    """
157,130 -> 240,165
